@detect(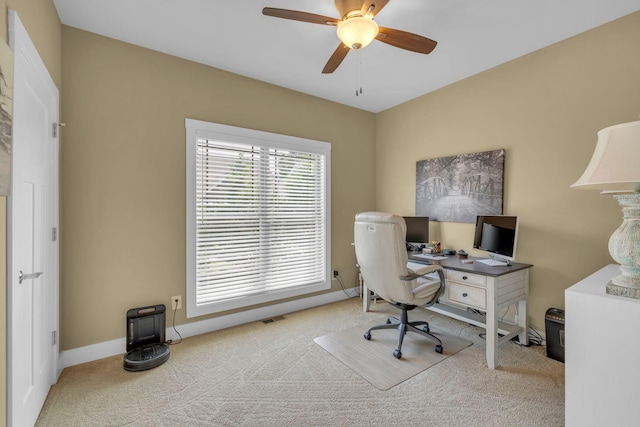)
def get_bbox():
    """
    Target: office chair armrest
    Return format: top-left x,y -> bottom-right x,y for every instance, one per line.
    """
399,265 -> 444,282
402,266 -> 445,303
